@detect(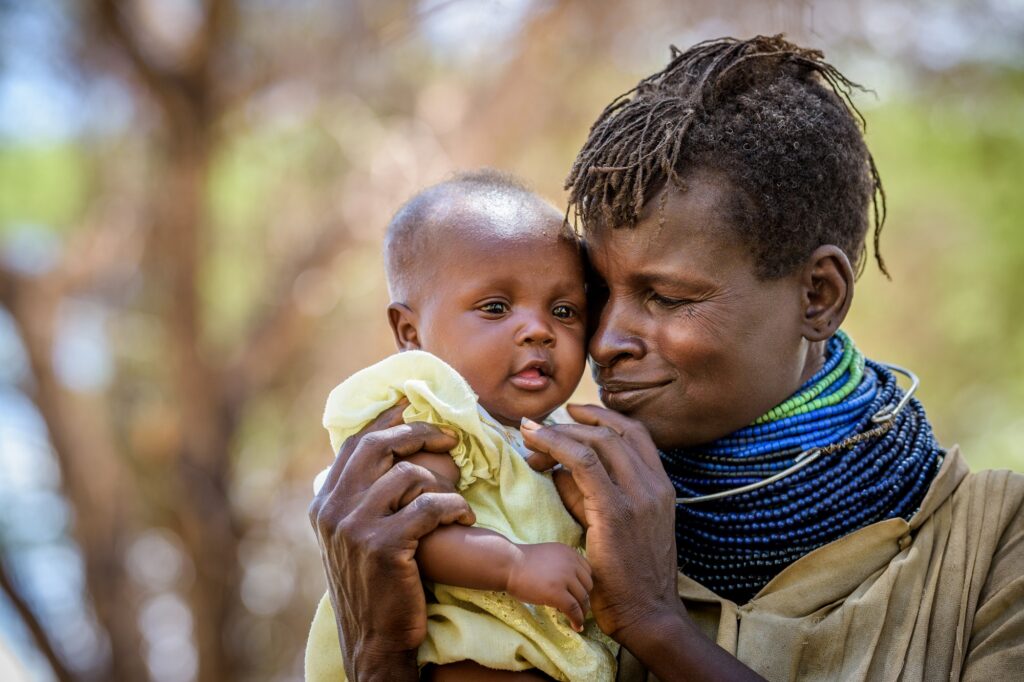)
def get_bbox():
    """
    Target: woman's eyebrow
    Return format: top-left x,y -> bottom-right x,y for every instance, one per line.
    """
641,271 -> 717,291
